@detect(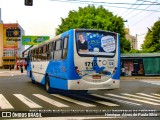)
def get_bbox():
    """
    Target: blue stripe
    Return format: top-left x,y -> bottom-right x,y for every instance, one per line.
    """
112,33 -> 120,80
